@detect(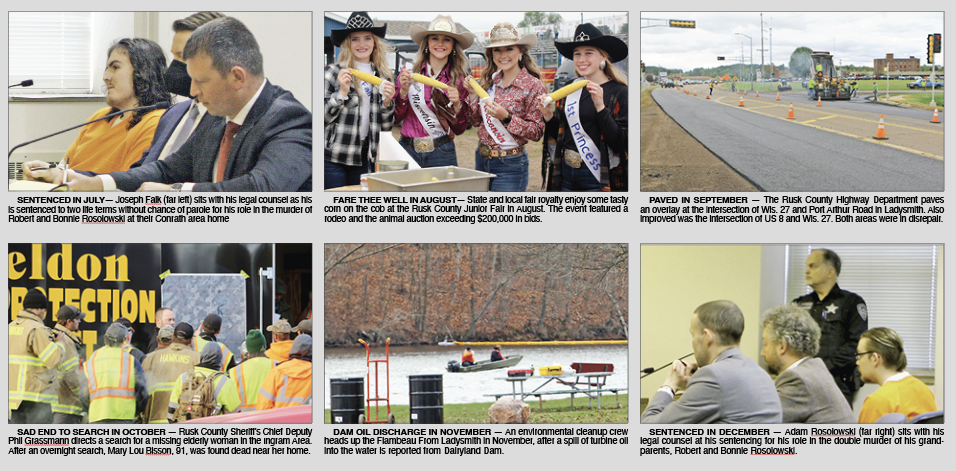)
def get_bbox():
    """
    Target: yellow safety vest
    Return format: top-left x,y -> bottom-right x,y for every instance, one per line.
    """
195,337 -> 235,372
229,356 -> 275,412
85,346 -> 136,422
